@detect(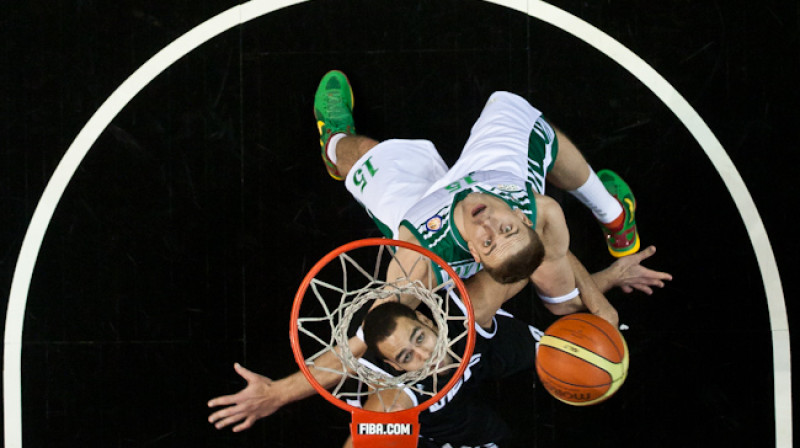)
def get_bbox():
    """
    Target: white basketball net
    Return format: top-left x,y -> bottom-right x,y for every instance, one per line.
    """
295,244 -> 471,411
